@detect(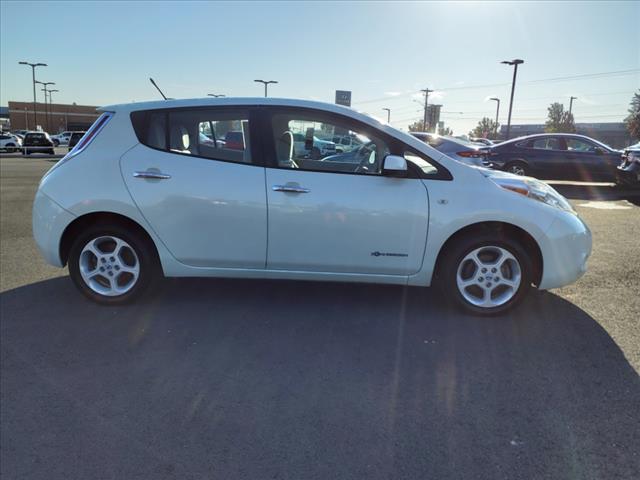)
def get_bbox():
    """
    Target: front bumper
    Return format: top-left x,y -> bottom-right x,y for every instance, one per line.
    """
538,211 -> 592,290
616,164 -> 640,187
32,190 -> 76,267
